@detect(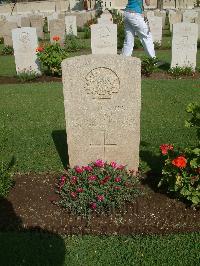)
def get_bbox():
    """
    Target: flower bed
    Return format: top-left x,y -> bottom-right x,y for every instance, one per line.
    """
56,160 -> 141,217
